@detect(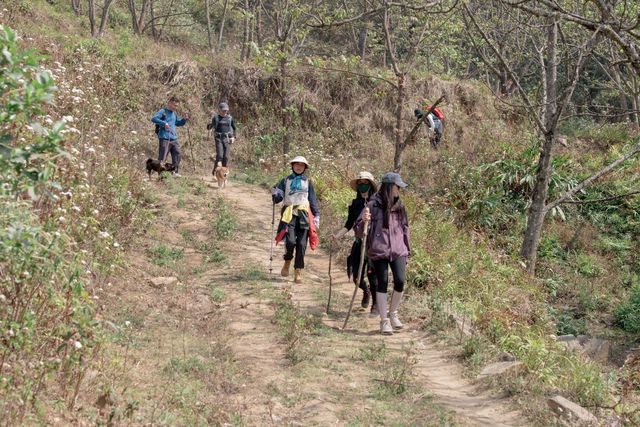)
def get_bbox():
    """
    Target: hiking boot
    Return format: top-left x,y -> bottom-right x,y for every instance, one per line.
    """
361,288 -> 370,308
389,291 -> 404,329
380,319 -> 393,335
281,260 -> 291,277
369,305 -> 379,318
294,268 -> 303,284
